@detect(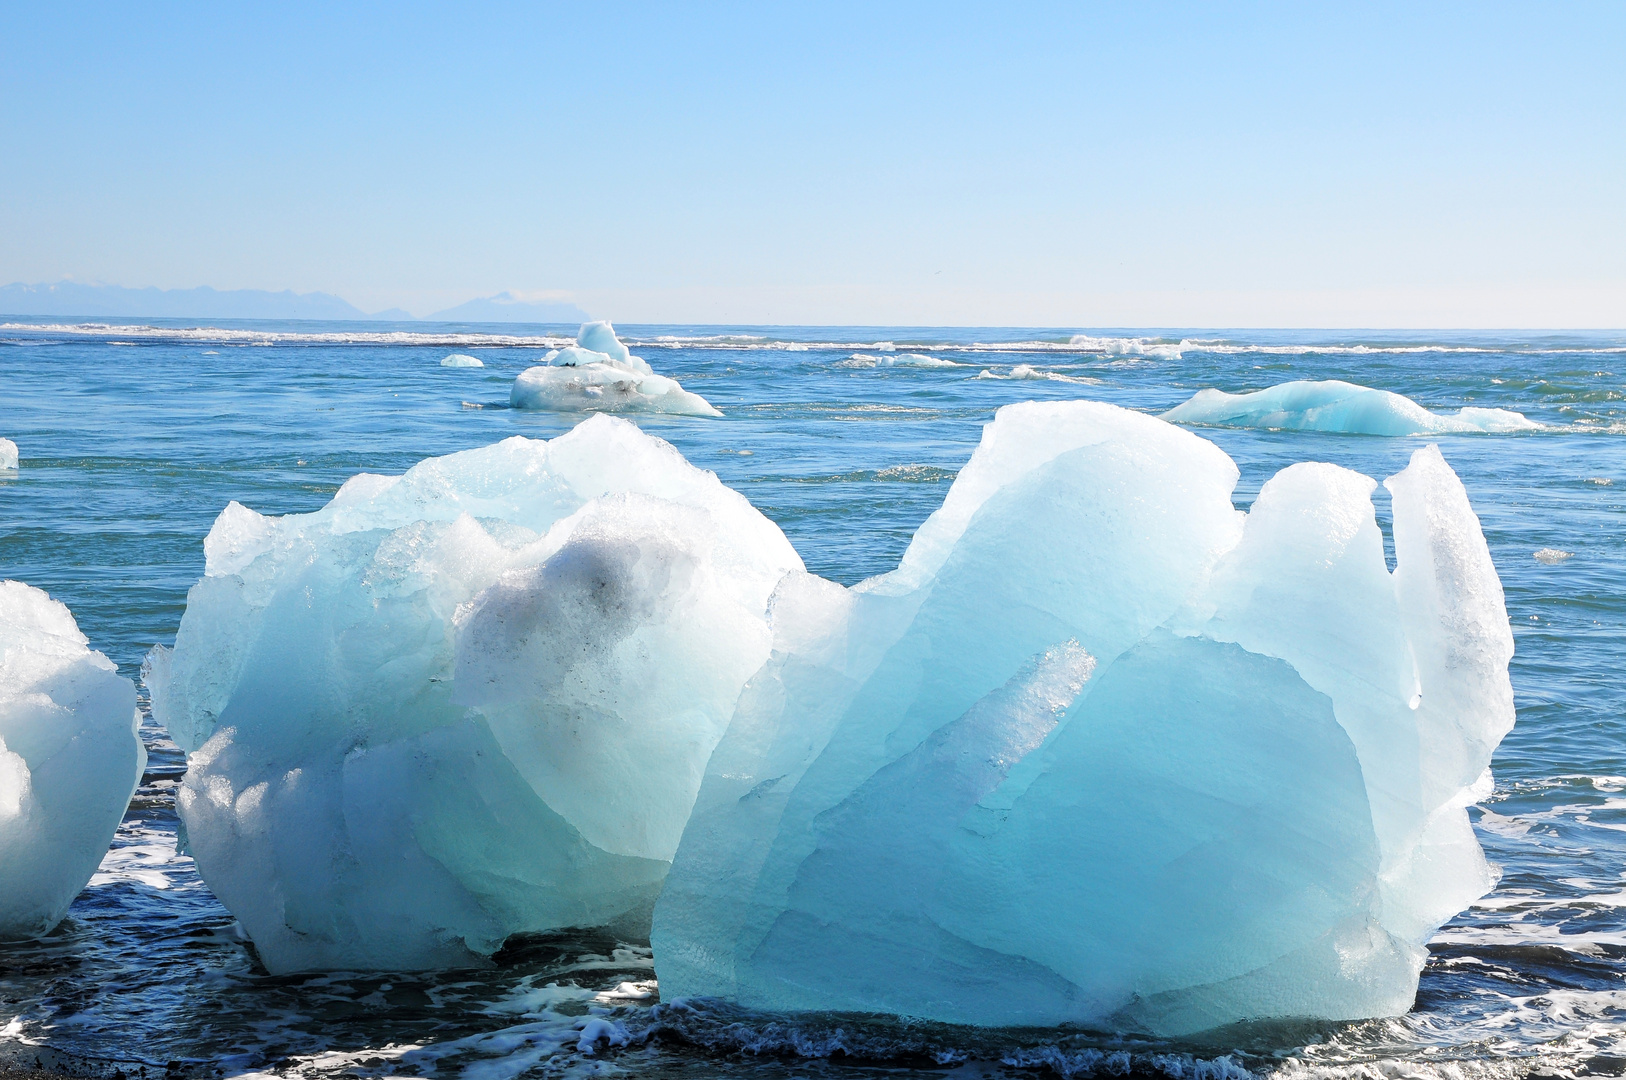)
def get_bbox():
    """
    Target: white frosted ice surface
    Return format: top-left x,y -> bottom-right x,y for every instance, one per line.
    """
145,416 -> 801,973
440,353 -> 484,367
0,438 -> 16,470
1163,379 -> 1540,434
839,353 -> 962,369
0,580 -> 146,938
652,400 -> 1515,1035
510,322 -> 720,416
